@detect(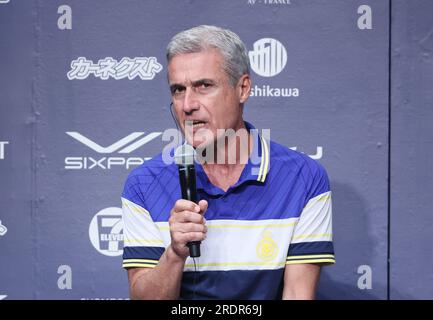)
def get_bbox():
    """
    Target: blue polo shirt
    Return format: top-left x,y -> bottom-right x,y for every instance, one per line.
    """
121,121 -> 335,299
